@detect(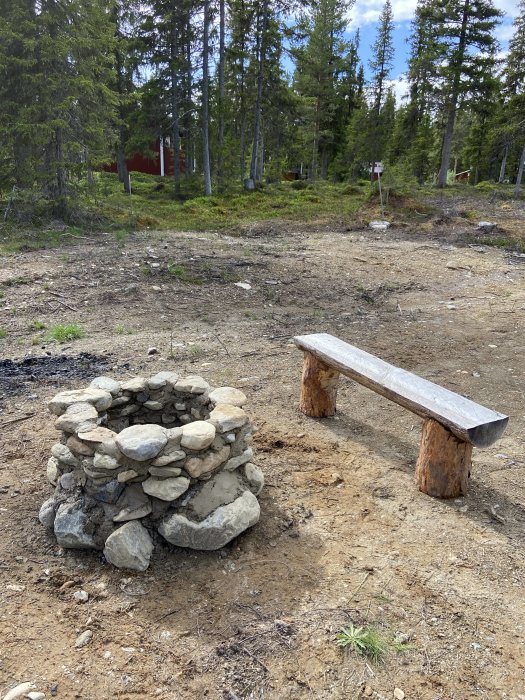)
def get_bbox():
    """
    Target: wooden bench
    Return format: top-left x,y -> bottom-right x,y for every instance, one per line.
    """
293,333 -> 508,499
